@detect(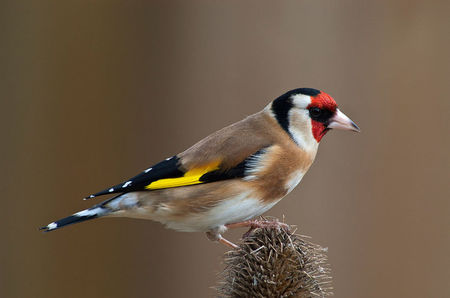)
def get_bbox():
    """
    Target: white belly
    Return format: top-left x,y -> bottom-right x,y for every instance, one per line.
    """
119,191 -> 281,232
169,192 -> 280,232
